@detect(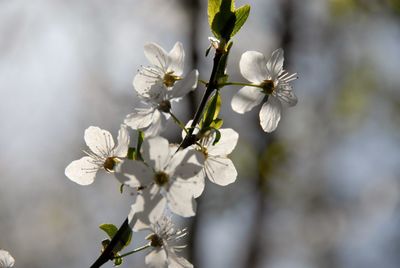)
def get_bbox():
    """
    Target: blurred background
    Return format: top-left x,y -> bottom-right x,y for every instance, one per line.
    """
1,0 -> 400,267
